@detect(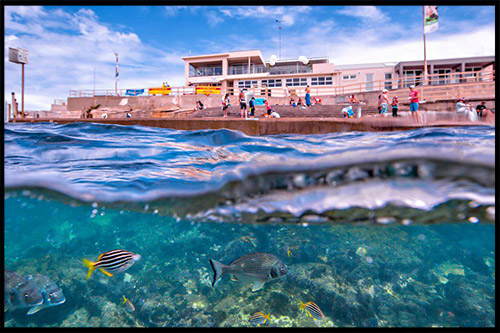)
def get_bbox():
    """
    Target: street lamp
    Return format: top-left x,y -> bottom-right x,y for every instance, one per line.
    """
8,47 -> 29,118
